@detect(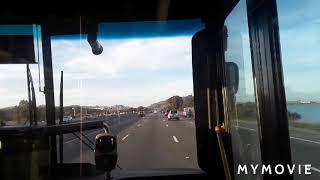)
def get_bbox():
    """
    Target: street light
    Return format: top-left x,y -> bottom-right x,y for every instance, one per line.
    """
72,108 -> 76,118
